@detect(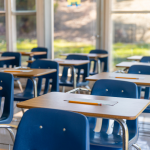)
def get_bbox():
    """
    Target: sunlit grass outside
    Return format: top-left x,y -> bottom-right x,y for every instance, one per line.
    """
0,39 -> 150,70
